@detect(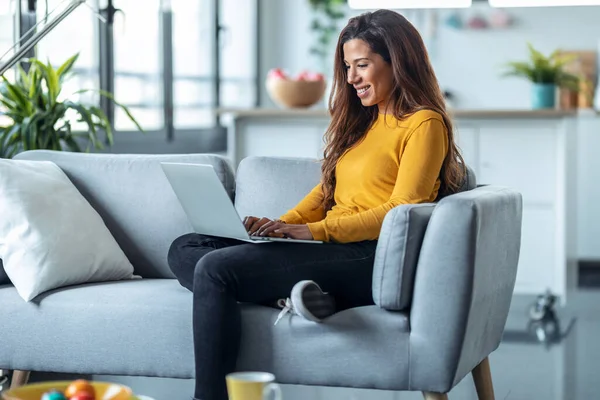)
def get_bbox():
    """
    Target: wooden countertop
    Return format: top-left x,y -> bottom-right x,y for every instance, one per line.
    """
217,107 -> 580,119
